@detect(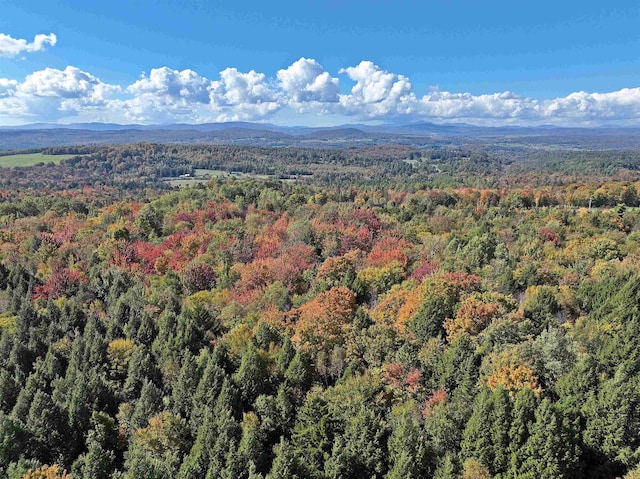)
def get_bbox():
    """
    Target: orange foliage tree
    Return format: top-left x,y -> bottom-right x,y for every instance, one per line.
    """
292,286 -> 356,351
444,292 -> 517,341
